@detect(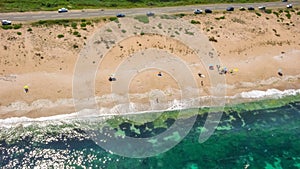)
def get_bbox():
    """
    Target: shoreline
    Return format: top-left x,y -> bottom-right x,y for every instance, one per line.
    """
0,88 -> 300,128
